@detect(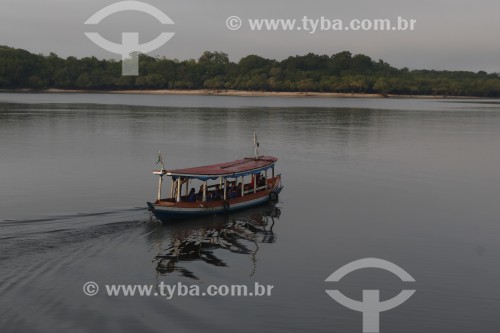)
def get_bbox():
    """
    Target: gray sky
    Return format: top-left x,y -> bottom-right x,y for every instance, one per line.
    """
1,0 -> 500,72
